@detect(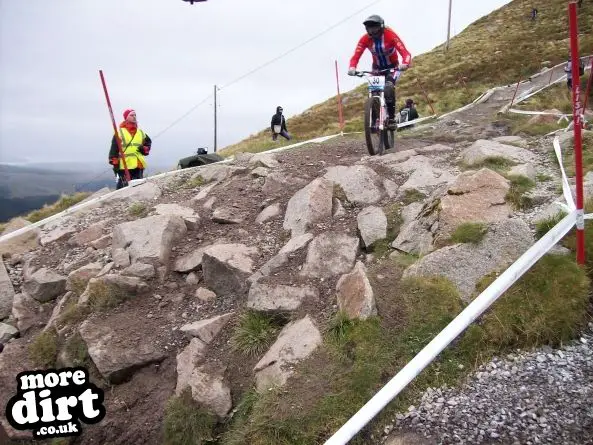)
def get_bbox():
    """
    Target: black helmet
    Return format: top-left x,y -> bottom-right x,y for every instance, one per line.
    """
363,14 -> 384,28
363,15 -> 384,38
